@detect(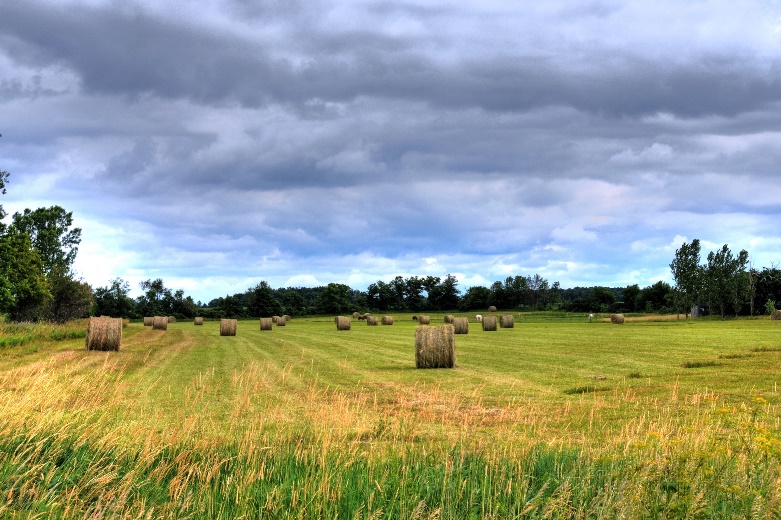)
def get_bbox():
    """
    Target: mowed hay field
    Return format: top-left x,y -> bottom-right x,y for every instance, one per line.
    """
2,315 -> 781,518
